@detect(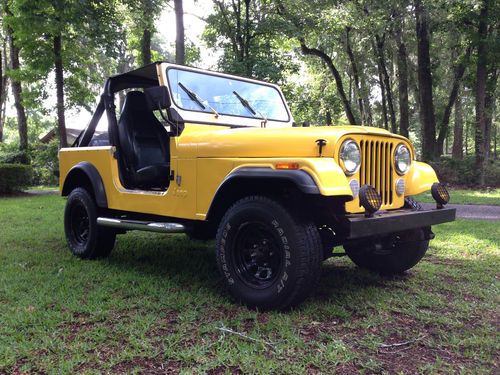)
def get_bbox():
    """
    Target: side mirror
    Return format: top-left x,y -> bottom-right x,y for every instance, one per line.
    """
144,86 -> 171,110
302,121 -> 310,127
